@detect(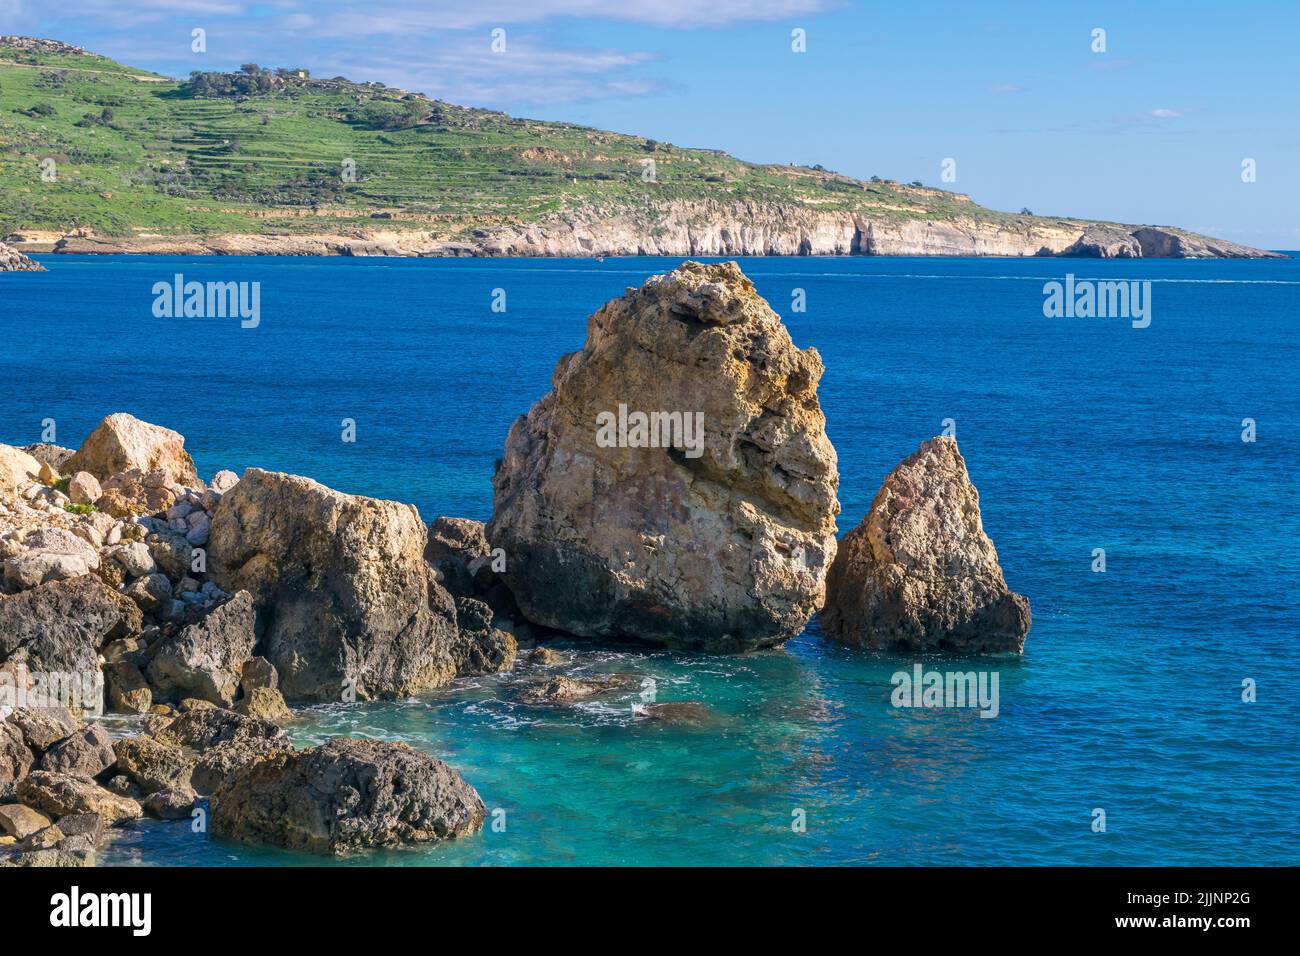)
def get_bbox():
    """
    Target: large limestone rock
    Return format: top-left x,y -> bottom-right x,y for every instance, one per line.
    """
16,771 -> 142,826
820,437 -> 1031,654
486,261 -> 840,651
0,575 -> 141,676
3,527 -> 101,591
0,444 -> 42,496
211,737 -> 485,854
65,413 -> 199,486
208,468 -> 462,701
146,591 -> 256,705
